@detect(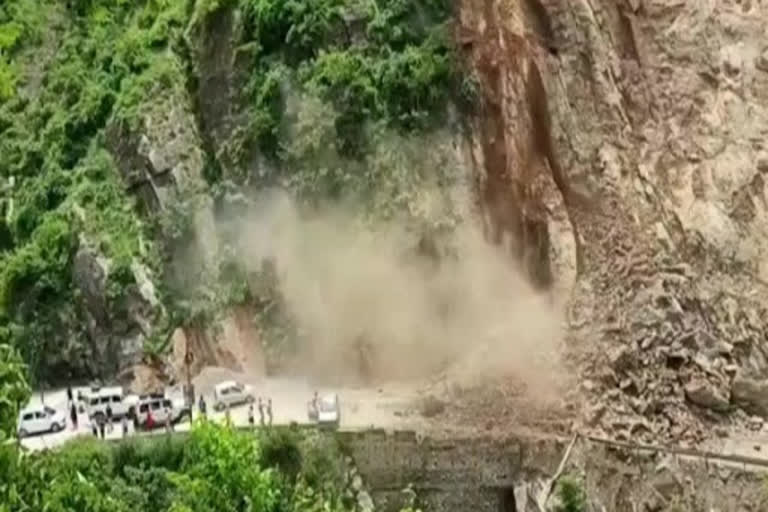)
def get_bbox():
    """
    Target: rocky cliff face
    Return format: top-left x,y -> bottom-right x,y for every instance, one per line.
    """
456,0 -> 768,443
3,0 -> 768,444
